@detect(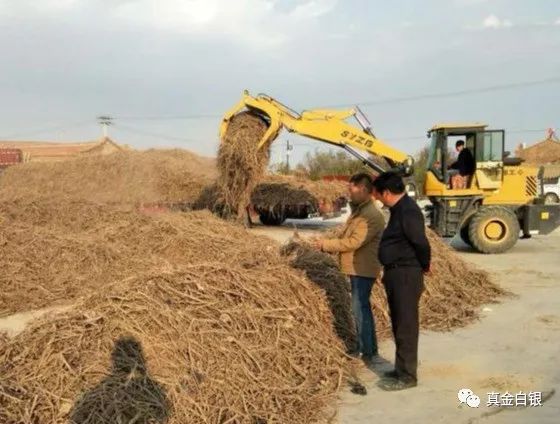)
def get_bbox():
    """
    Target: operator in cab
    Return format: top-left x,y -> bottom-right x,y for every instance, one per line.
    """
448,140 -> 475,189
